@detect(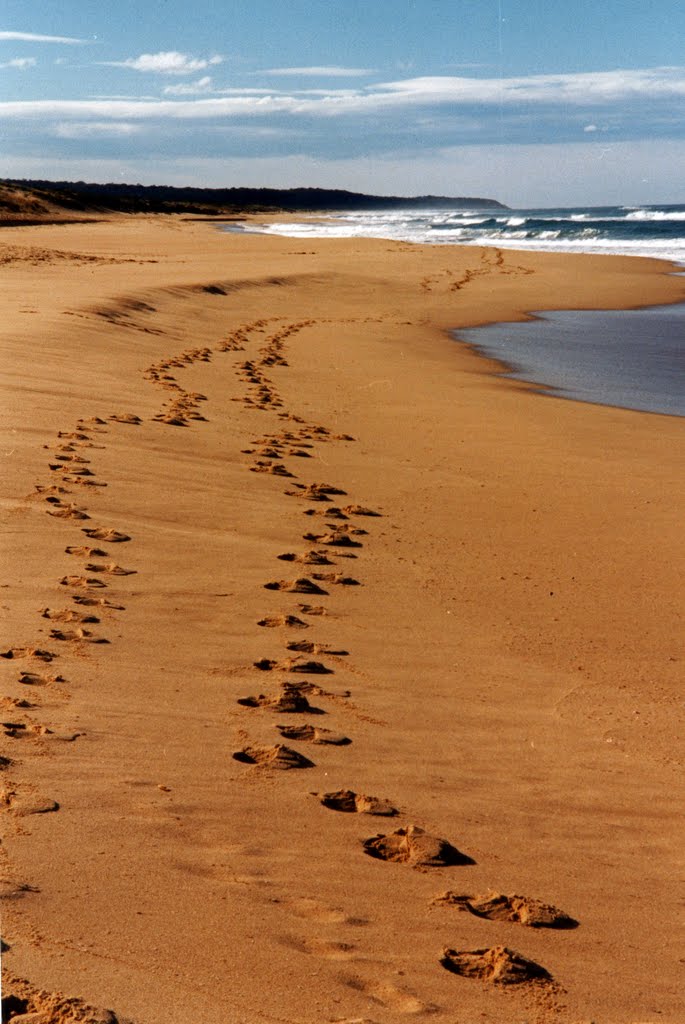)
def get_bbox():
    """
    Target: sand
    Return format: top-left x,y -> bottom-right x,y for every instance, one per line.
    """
0,216 -> 683,1024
